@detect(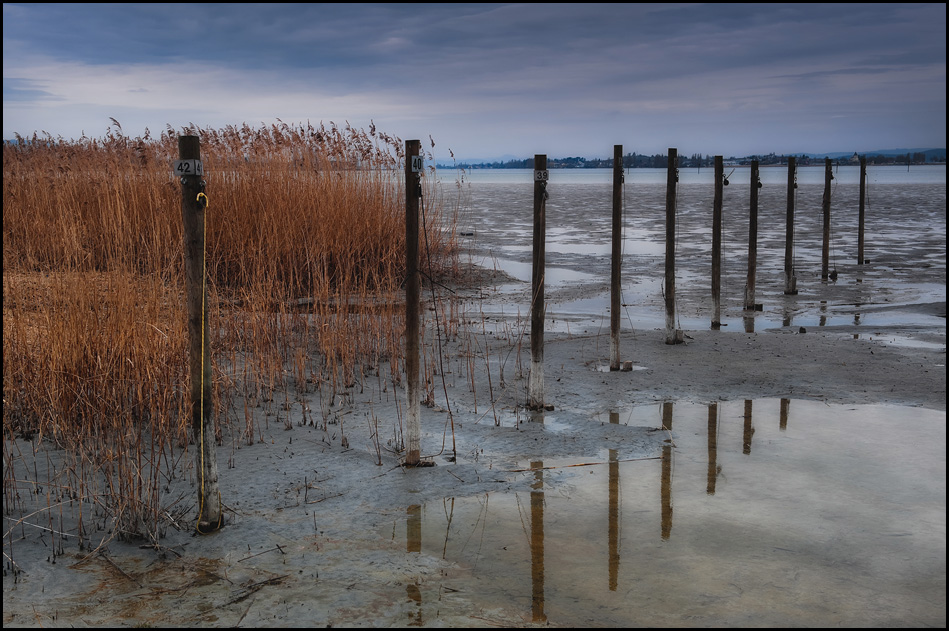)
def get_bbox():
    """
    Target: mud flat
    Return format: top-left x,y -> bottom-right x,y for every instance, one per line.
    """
3,170 -> 945,627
